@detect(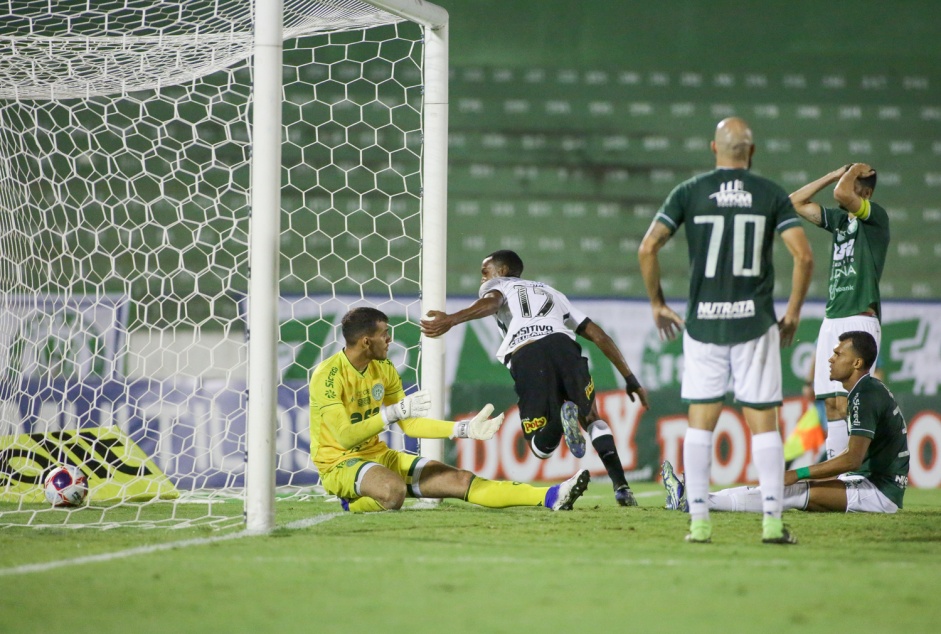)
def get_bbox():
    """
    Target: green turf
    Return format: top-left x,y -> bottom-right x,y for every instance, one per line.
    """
1,483 -> 940,634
